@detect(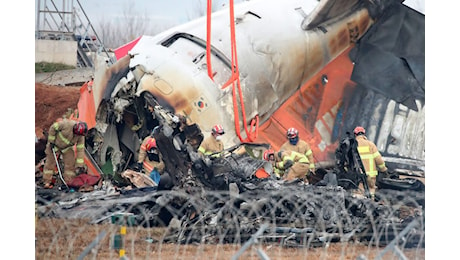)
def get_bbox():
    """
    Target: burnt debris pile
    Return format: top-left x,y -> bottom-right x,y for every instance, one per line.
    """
35,101 -> 425,249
